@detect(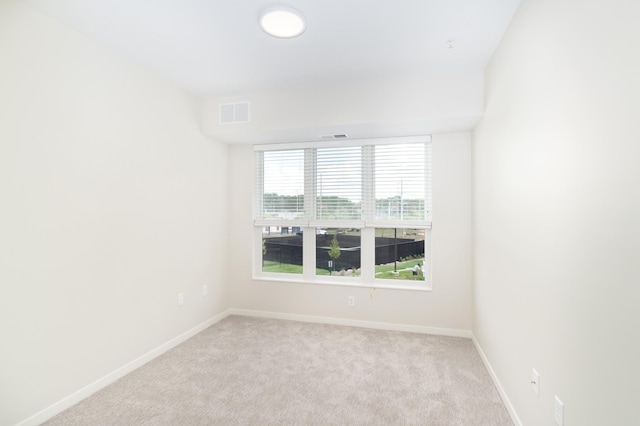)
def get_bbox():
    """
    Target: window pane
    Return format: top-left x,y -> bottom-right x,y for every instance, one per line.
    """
262,227 -> 303,274
316,228 -> 361,277
263,150 -> 305,220
375,228 -> 425,281
316,147 -> 361,220
375,144 -> 425,221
